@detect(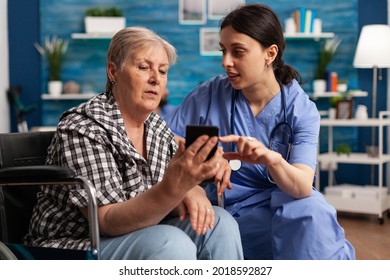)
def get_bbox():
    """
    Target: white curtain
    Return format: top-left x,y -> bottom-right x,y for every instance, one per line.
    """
0,0 -> 10,132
